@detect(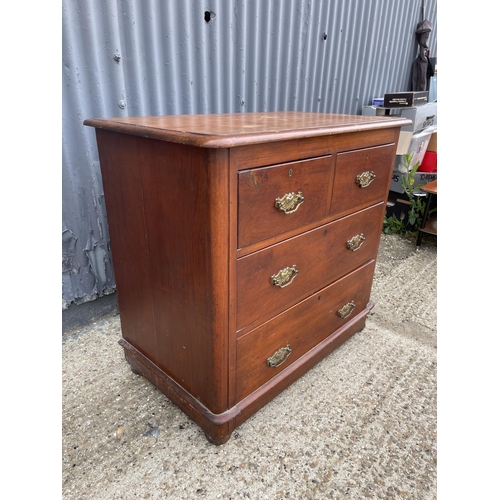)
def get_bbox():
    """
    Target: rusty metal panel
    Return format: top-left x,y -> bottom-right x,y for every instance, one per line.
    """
62,0 -> 437,306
